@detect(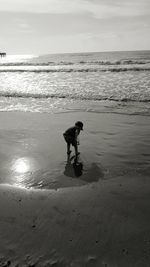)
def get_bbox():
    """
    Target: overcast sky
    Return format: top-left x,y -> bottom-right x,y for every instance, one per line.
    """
0,0 -> 150,54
